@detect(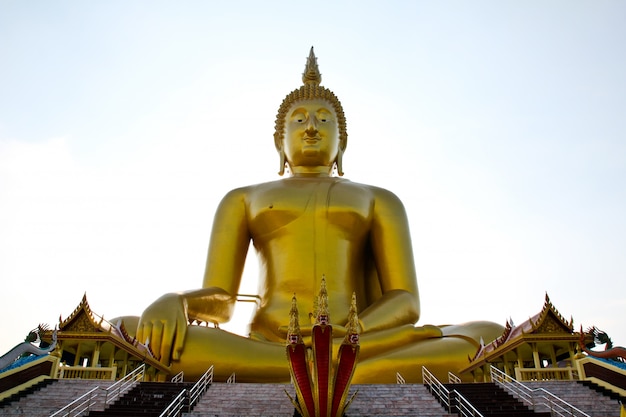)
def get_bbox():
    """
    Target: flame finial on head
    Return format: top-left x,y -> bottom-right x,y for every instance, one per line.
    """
302,47 -> 322,86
